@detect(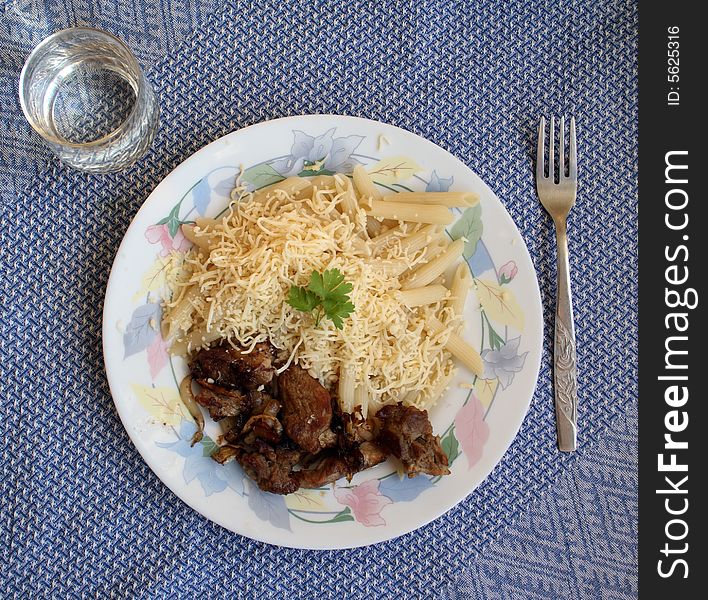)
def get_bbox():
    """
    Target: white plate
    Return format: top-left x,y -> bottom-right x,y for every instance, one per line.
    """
103,115 -> 543,549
